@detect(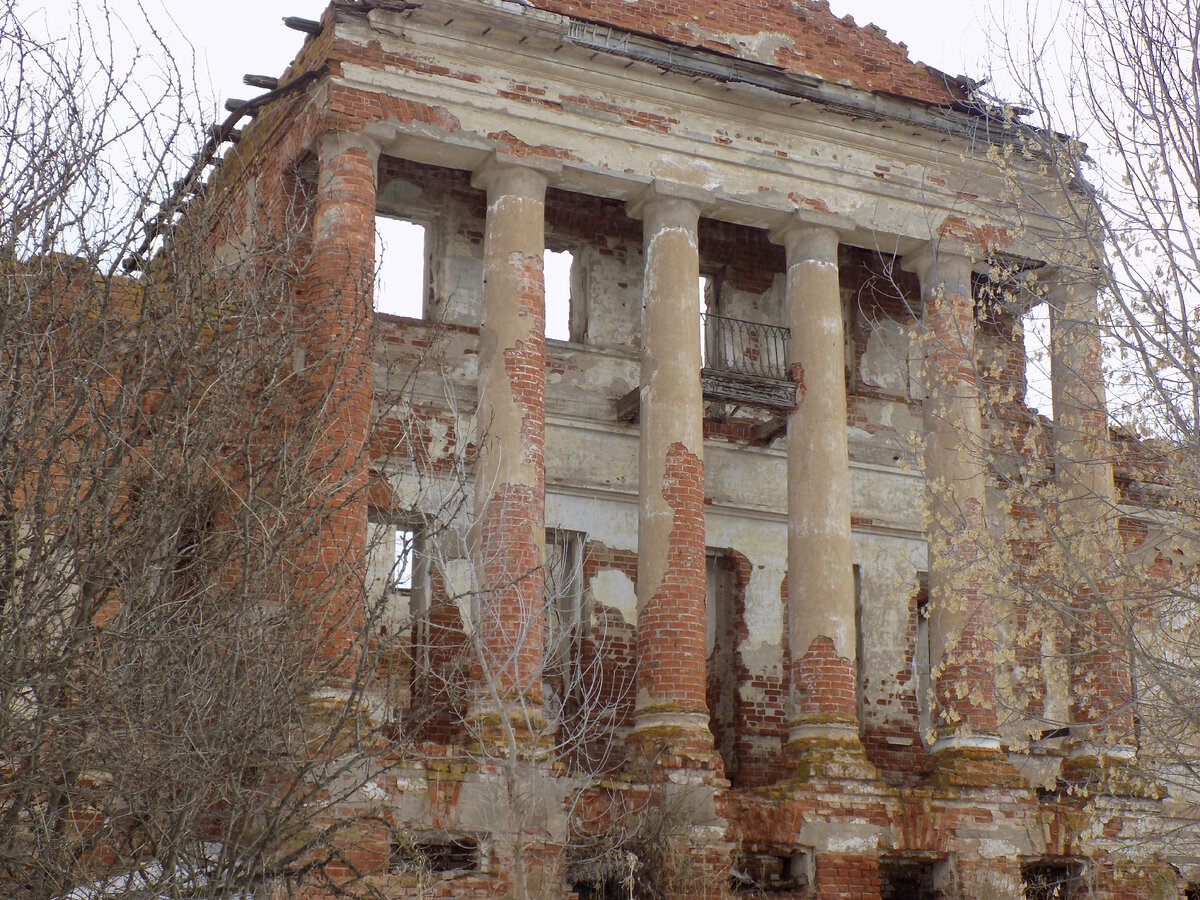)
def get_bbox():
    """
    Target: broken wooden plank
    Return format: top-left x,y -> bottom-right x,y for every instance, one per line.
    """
701,369 -> 796,410
283,16 -> 321,34
614,387 -> 640,422
243,74 -> 280,90
754,416 -> 788,444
